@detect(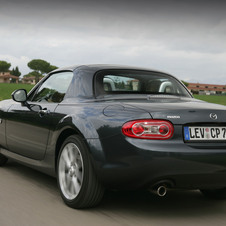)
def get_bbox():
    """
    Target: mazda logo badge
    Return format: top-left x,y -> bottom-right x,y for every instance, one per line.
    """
210,113 -> 217,120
